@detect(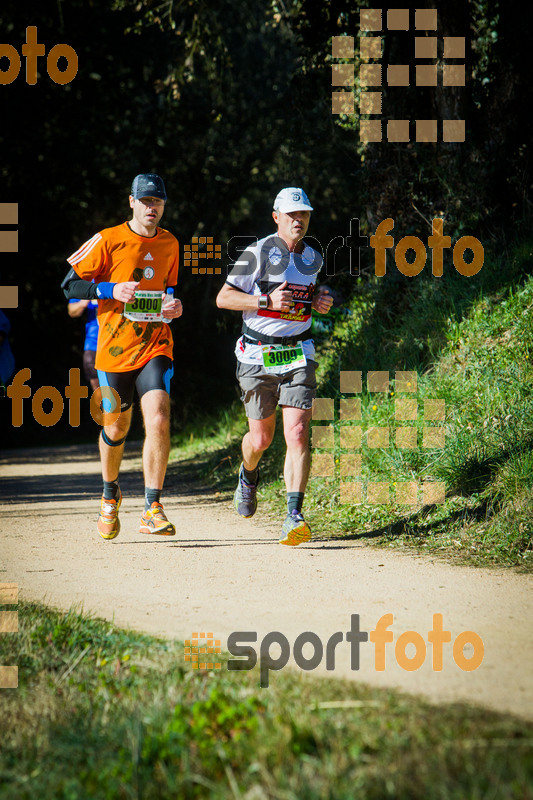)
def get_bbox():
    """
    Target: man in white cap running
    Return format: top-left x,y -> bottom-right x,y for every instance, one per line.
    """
216,187 -> 333,545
